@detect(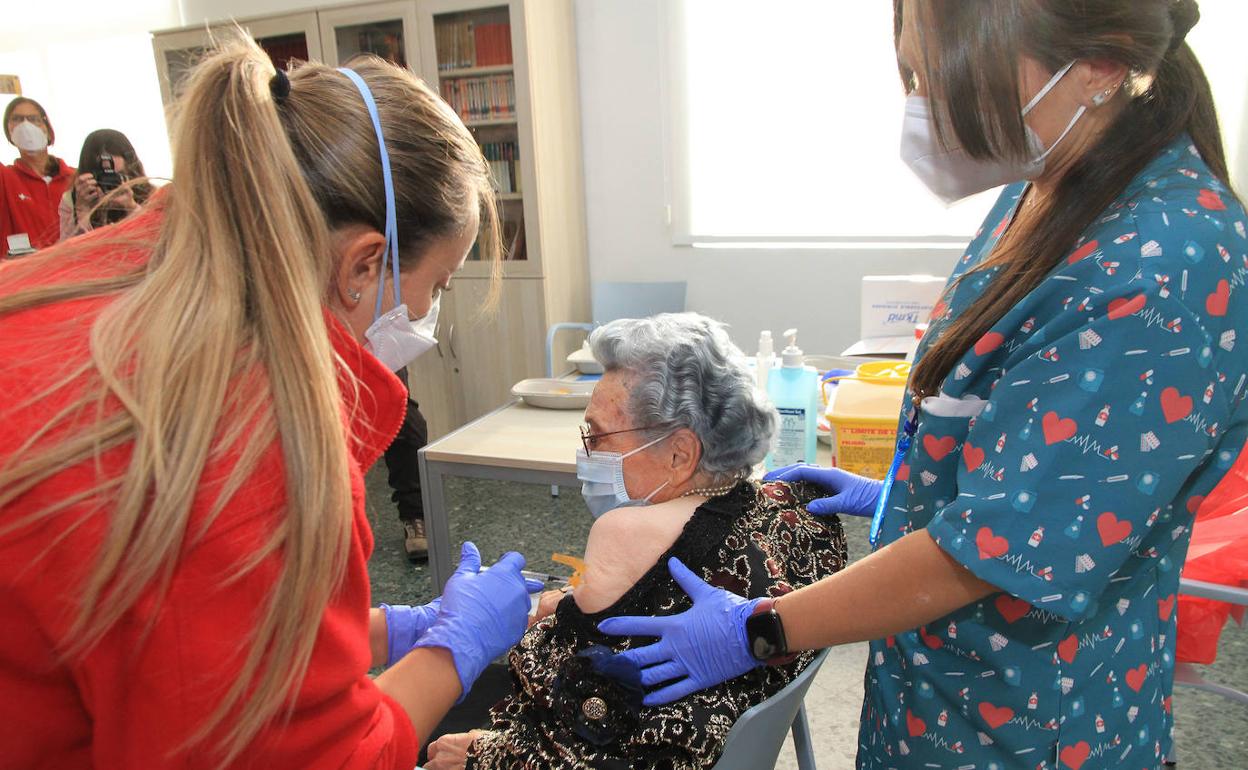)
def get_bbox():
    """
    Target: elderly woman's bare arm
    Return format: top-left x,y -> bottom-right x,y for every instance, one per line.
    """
574,498 -> 702,613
